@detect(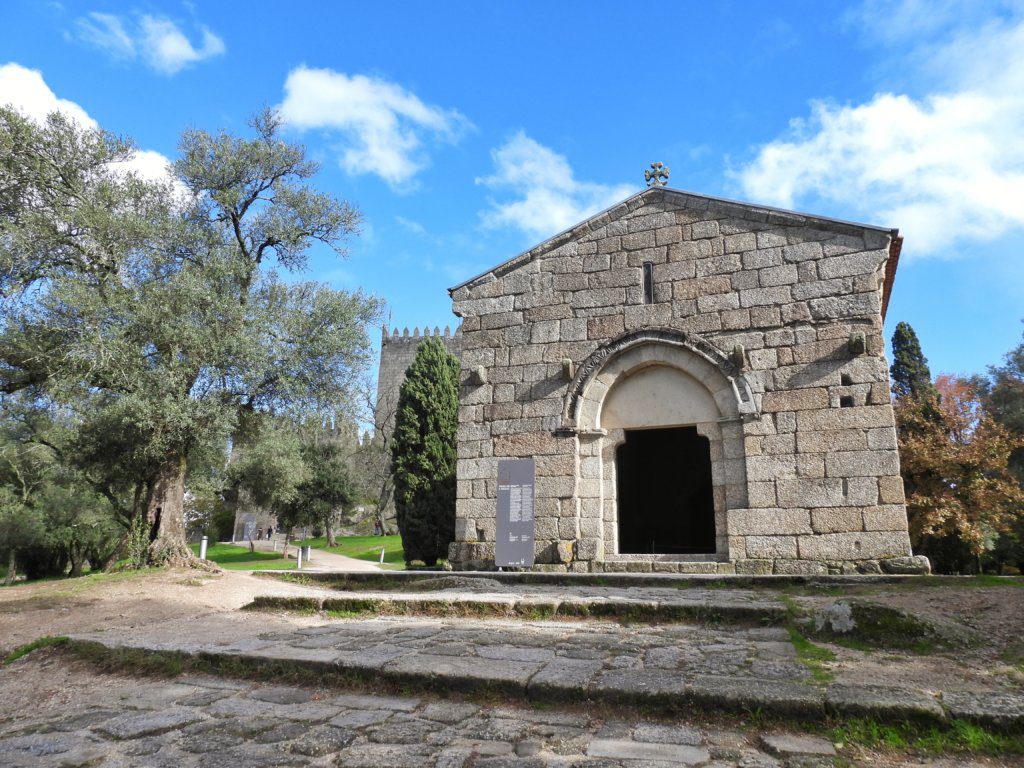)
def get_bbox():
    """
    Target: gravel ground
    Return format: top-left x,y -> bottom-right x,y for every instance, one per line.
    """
0,568 -> 331,656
